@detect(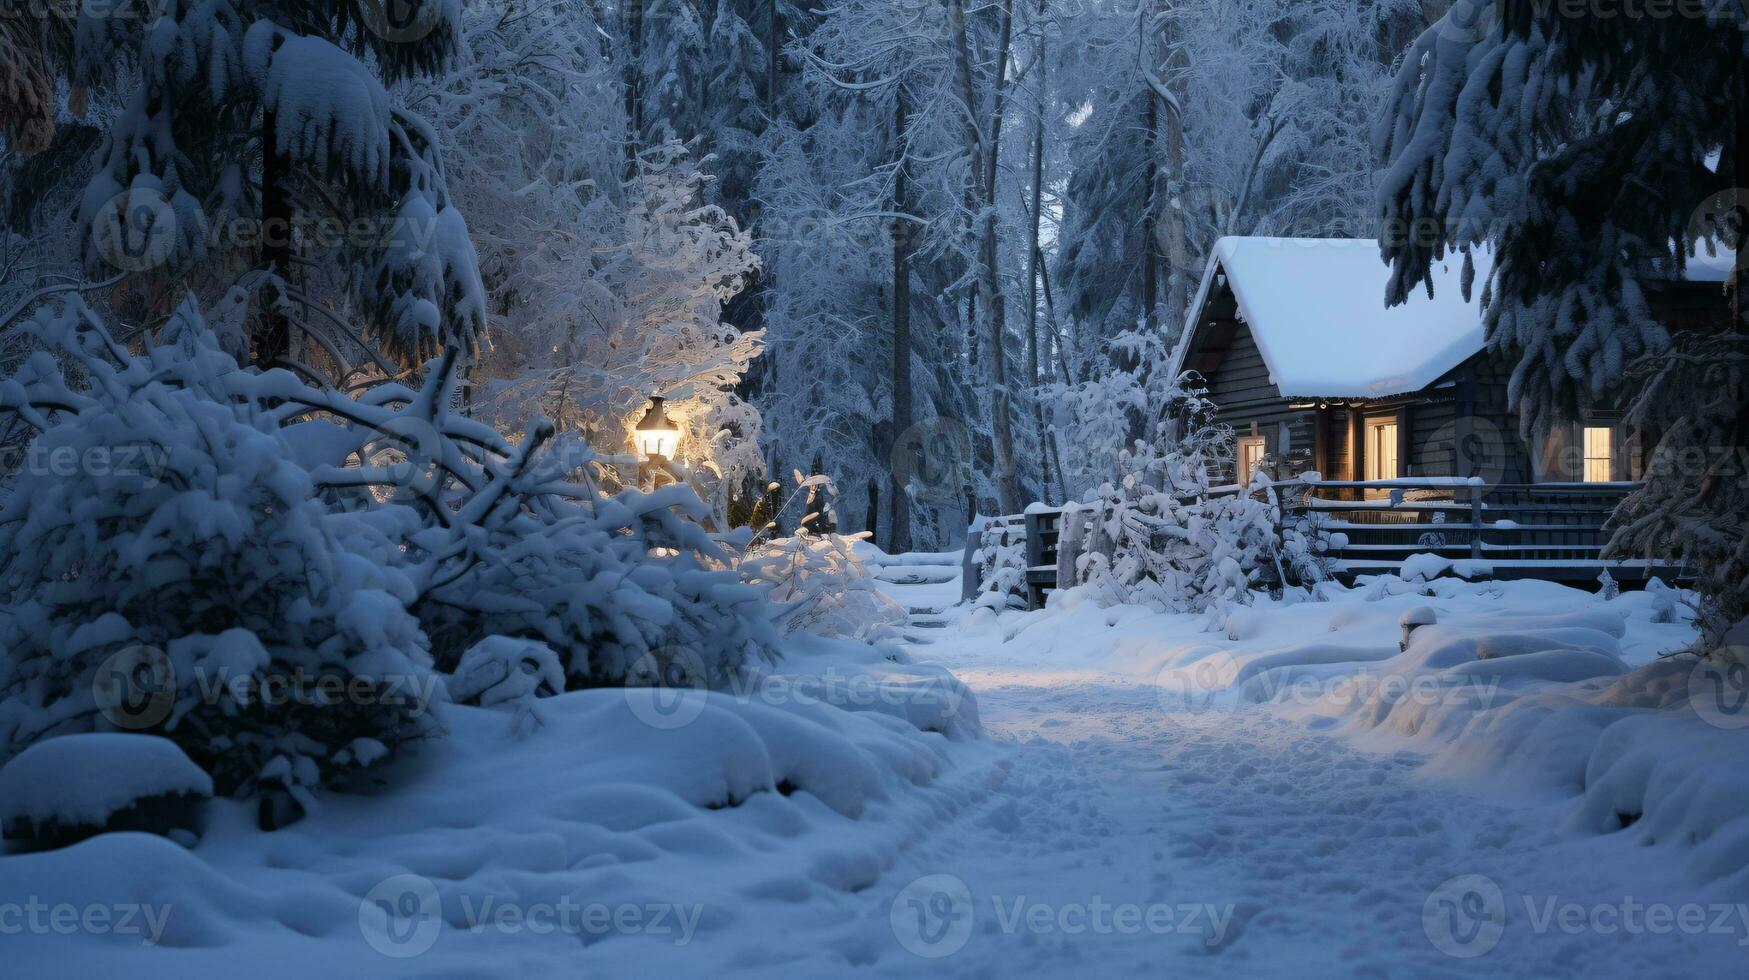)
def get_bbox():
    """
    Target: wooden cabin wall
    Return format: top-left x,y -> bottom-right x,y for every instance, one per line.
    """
1454,351 -> 1539,485
1408,395 -> 1457,476
1199,319 -> 1317,481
